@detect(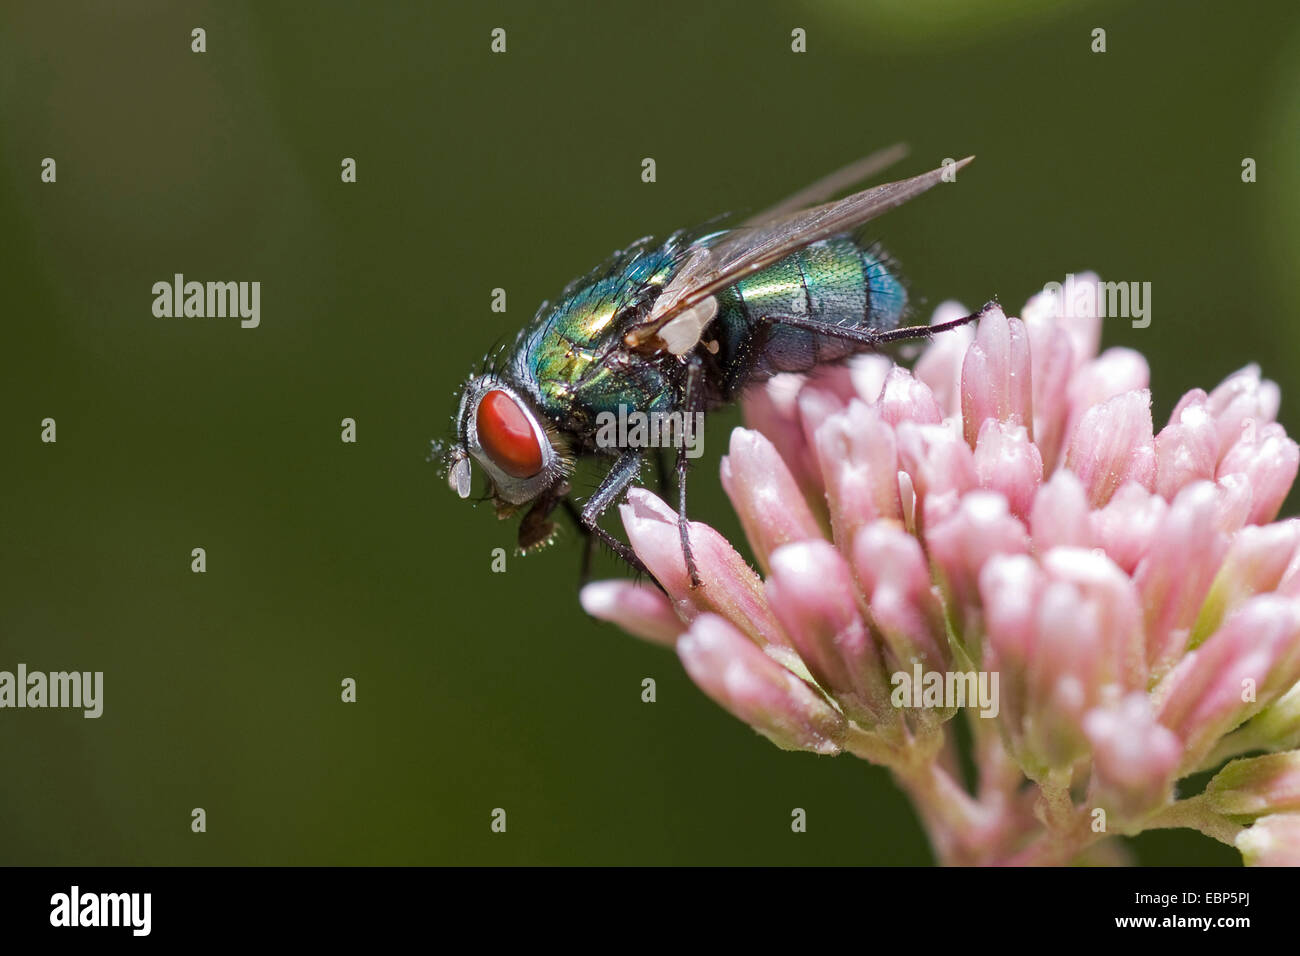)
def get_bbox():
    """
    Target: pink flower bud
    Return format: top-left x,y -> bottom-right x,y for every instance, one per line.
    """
1022,578 -> 1099,767
742,374 -> 824,500
580,580 -> 682,646
1155,595 -> 1300,769
1135,482 -> 1231,675
961,307 -> 1033,447
1042,547 -> 1147,692
1168,387 -> 1208,425
619,488 -> 788,648
981,554 -> 1046,738
766,540 -> 895,730
1089,481 -> 1166,574
974,420 -> 1044,522
1022,274 -> 1103,366
896,420 -> 978,530
1024,319 -> 1075,474
1236,813 -> 1300,866
1154,392 -> 1219,501
811,400 -> 902,549
803,363 -> 860,408
1212,472 -> 1254,535
913,301 -> 976,418
1064,389 -> 1156,507
1018,551 -> 1144,768
981,548 -> 1146,772
1218,421 -> 1300,525
1053,271 -> 1104,366
927,491 -> 1030,621
720,428 -> 824,572
847,353 -> 895,407
1062,348 -> 1150,452
852,520 -> 950,672
1191,520 -> 1300,644
1083,691 -> 1182,820
797,385 -> 847,453
677,614 -> 847,754
981,554 -> 1046,667
876,366 -> 943,426
1030,469 -> 1094,553
1207,364 -> 1282,460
